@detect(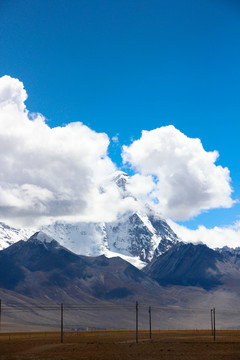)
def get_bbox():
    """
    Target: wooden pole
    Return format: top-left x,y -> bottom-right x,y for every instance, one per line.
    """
0,299 -> 1,332
136,301 -> 138,344
211,309 -> 213,336
213,307 -> 216,341
149,306 -> 152,339
61,303 -> 63,343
